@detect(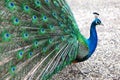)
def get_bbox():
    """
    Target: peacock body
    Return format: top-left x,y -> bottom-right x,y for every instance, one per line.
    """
0,0 -> 102,80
